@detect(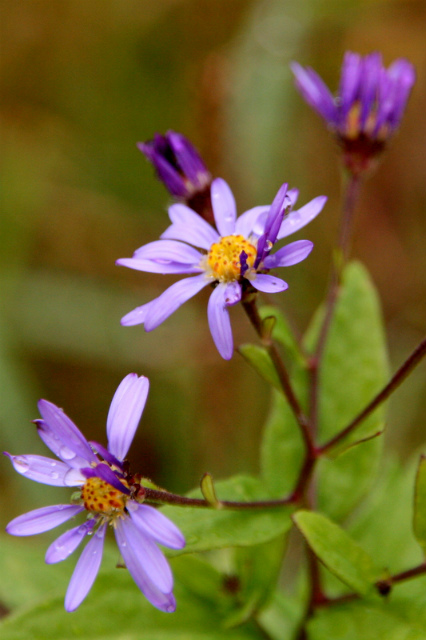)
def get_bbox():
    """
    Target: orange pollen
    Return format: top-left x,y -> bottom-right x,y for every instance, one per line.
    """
207,235 -> 256,281
81,476 -> 129,516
